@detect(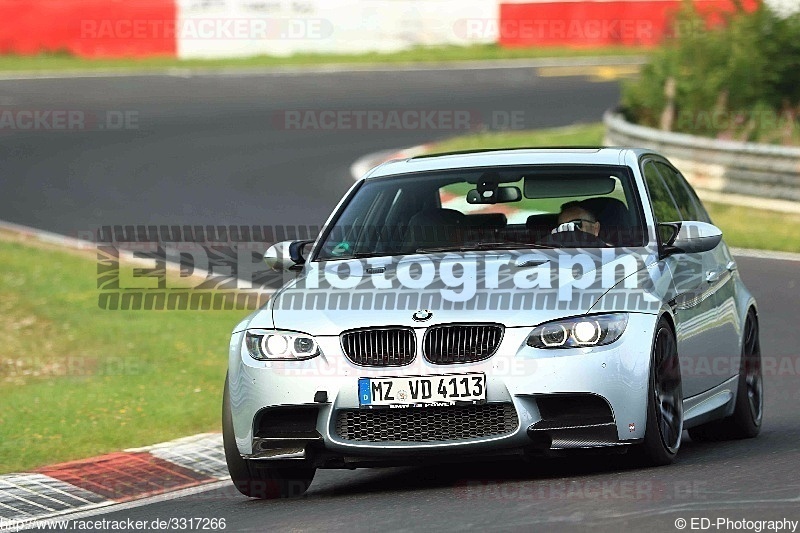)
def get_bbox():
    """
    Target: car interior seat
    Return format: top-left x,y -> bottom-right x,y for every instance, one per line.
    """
579,197 -> 631,246
402,208 -> 465,251
526,213 -> 560,242
463,213 -> 507,242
